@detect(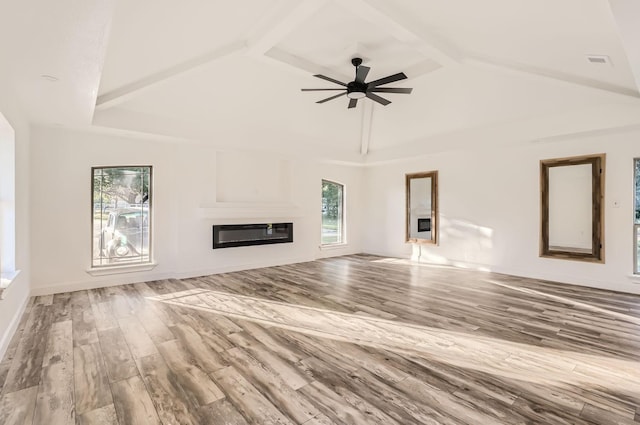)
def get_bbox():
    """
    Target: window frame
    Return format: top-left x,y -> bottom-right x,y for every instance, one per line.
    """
634,158 -> 640,275
540,154 -> 605,263
0,112 -> 17,295
91,165 -> 153,269
321,179 -> 345,246
405,170 -> 439,245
